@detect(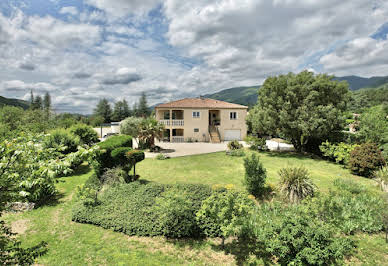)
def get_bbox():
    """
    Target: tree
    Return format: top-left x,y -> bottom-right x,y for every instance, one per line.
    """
120,117 -> 143,137
358,105 -> 388,154
244,153 -> 267,198
32,95 -> 43,110
29,89 -> 34,108
93,98 -> 112,123
0,140 -> 47,264
112,100 -> 131,122
43,92 -> 51,113
138,92 -> 149,117
247,71 -> 350,152
132,102 -> 138,117
138,117 -> 164,148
